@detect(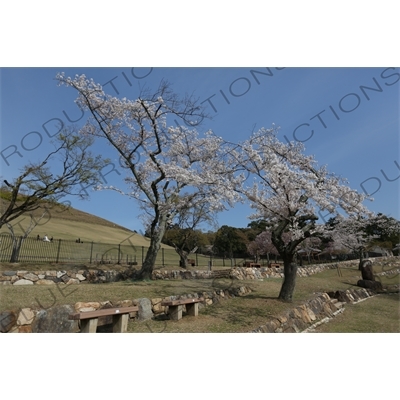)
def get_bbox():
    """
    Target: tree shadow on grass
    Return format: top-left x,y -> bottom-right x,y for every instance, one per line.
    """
243,293 -> 280,301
